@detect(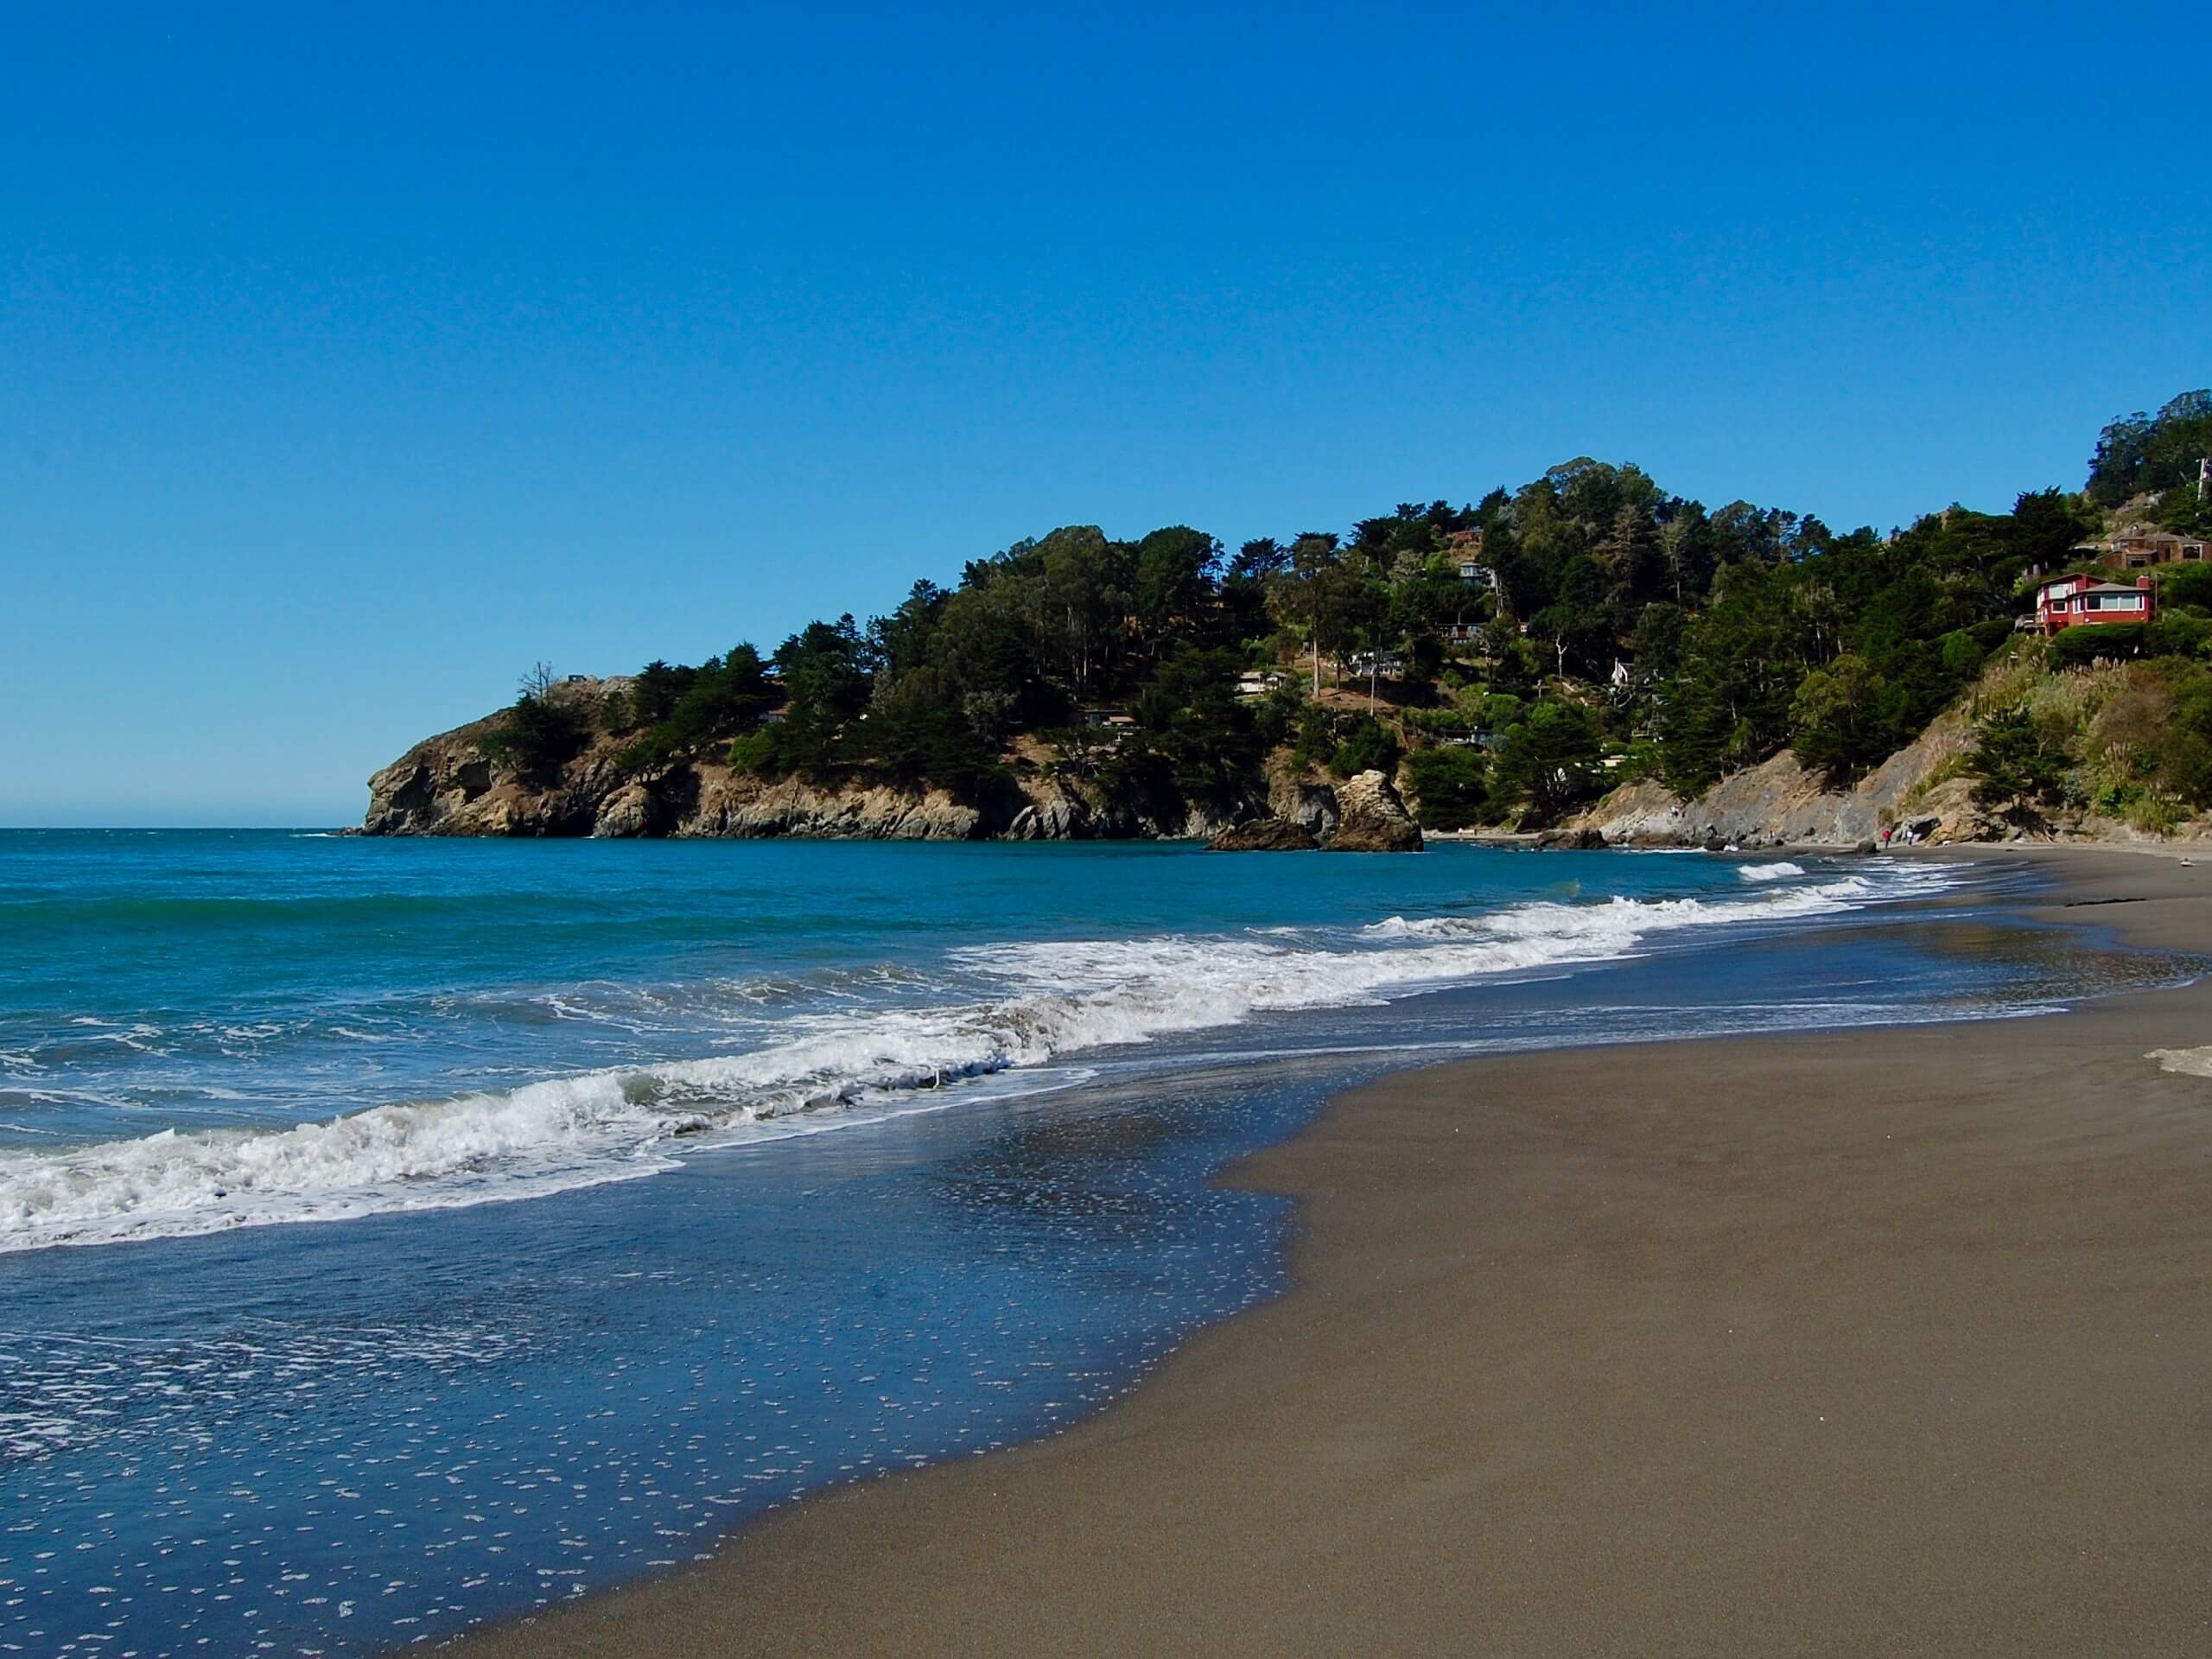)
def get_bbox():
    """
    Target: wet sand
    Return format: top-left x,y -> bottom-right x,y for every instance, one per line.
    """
446,848 -> 2212,1656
